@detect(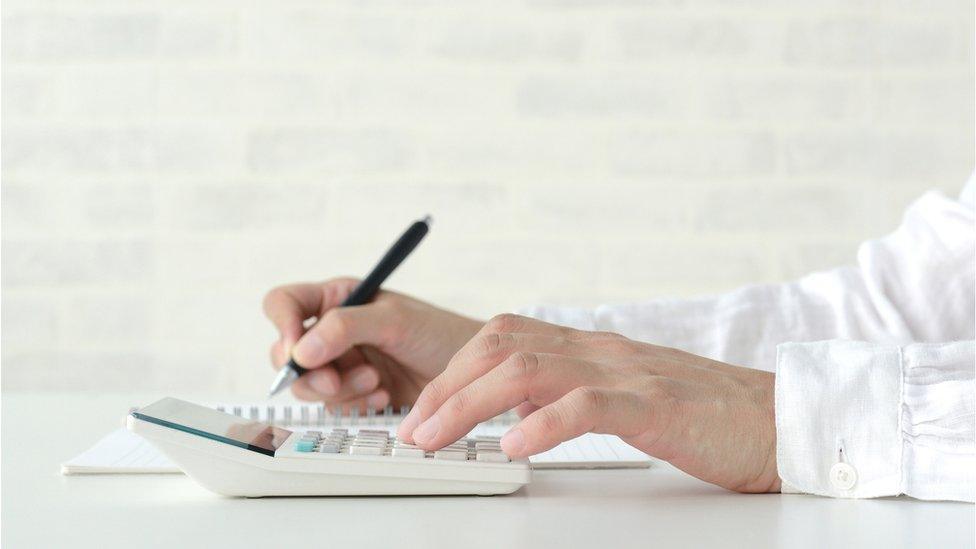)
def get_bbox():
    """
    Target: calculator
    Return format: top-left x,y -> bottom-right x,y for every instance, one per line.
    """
127,397 -> 531,497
